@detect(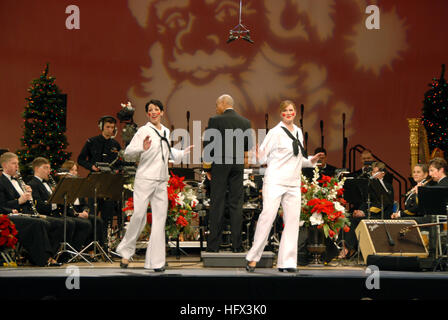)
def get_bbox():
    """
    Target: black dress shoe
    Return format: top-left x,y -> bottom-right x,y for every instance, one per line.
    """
154,267 -> 165,272
232,247 -> 244,253
278,268 -> 297,273
206,248 -> 219,253
246,262 -> 256,273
